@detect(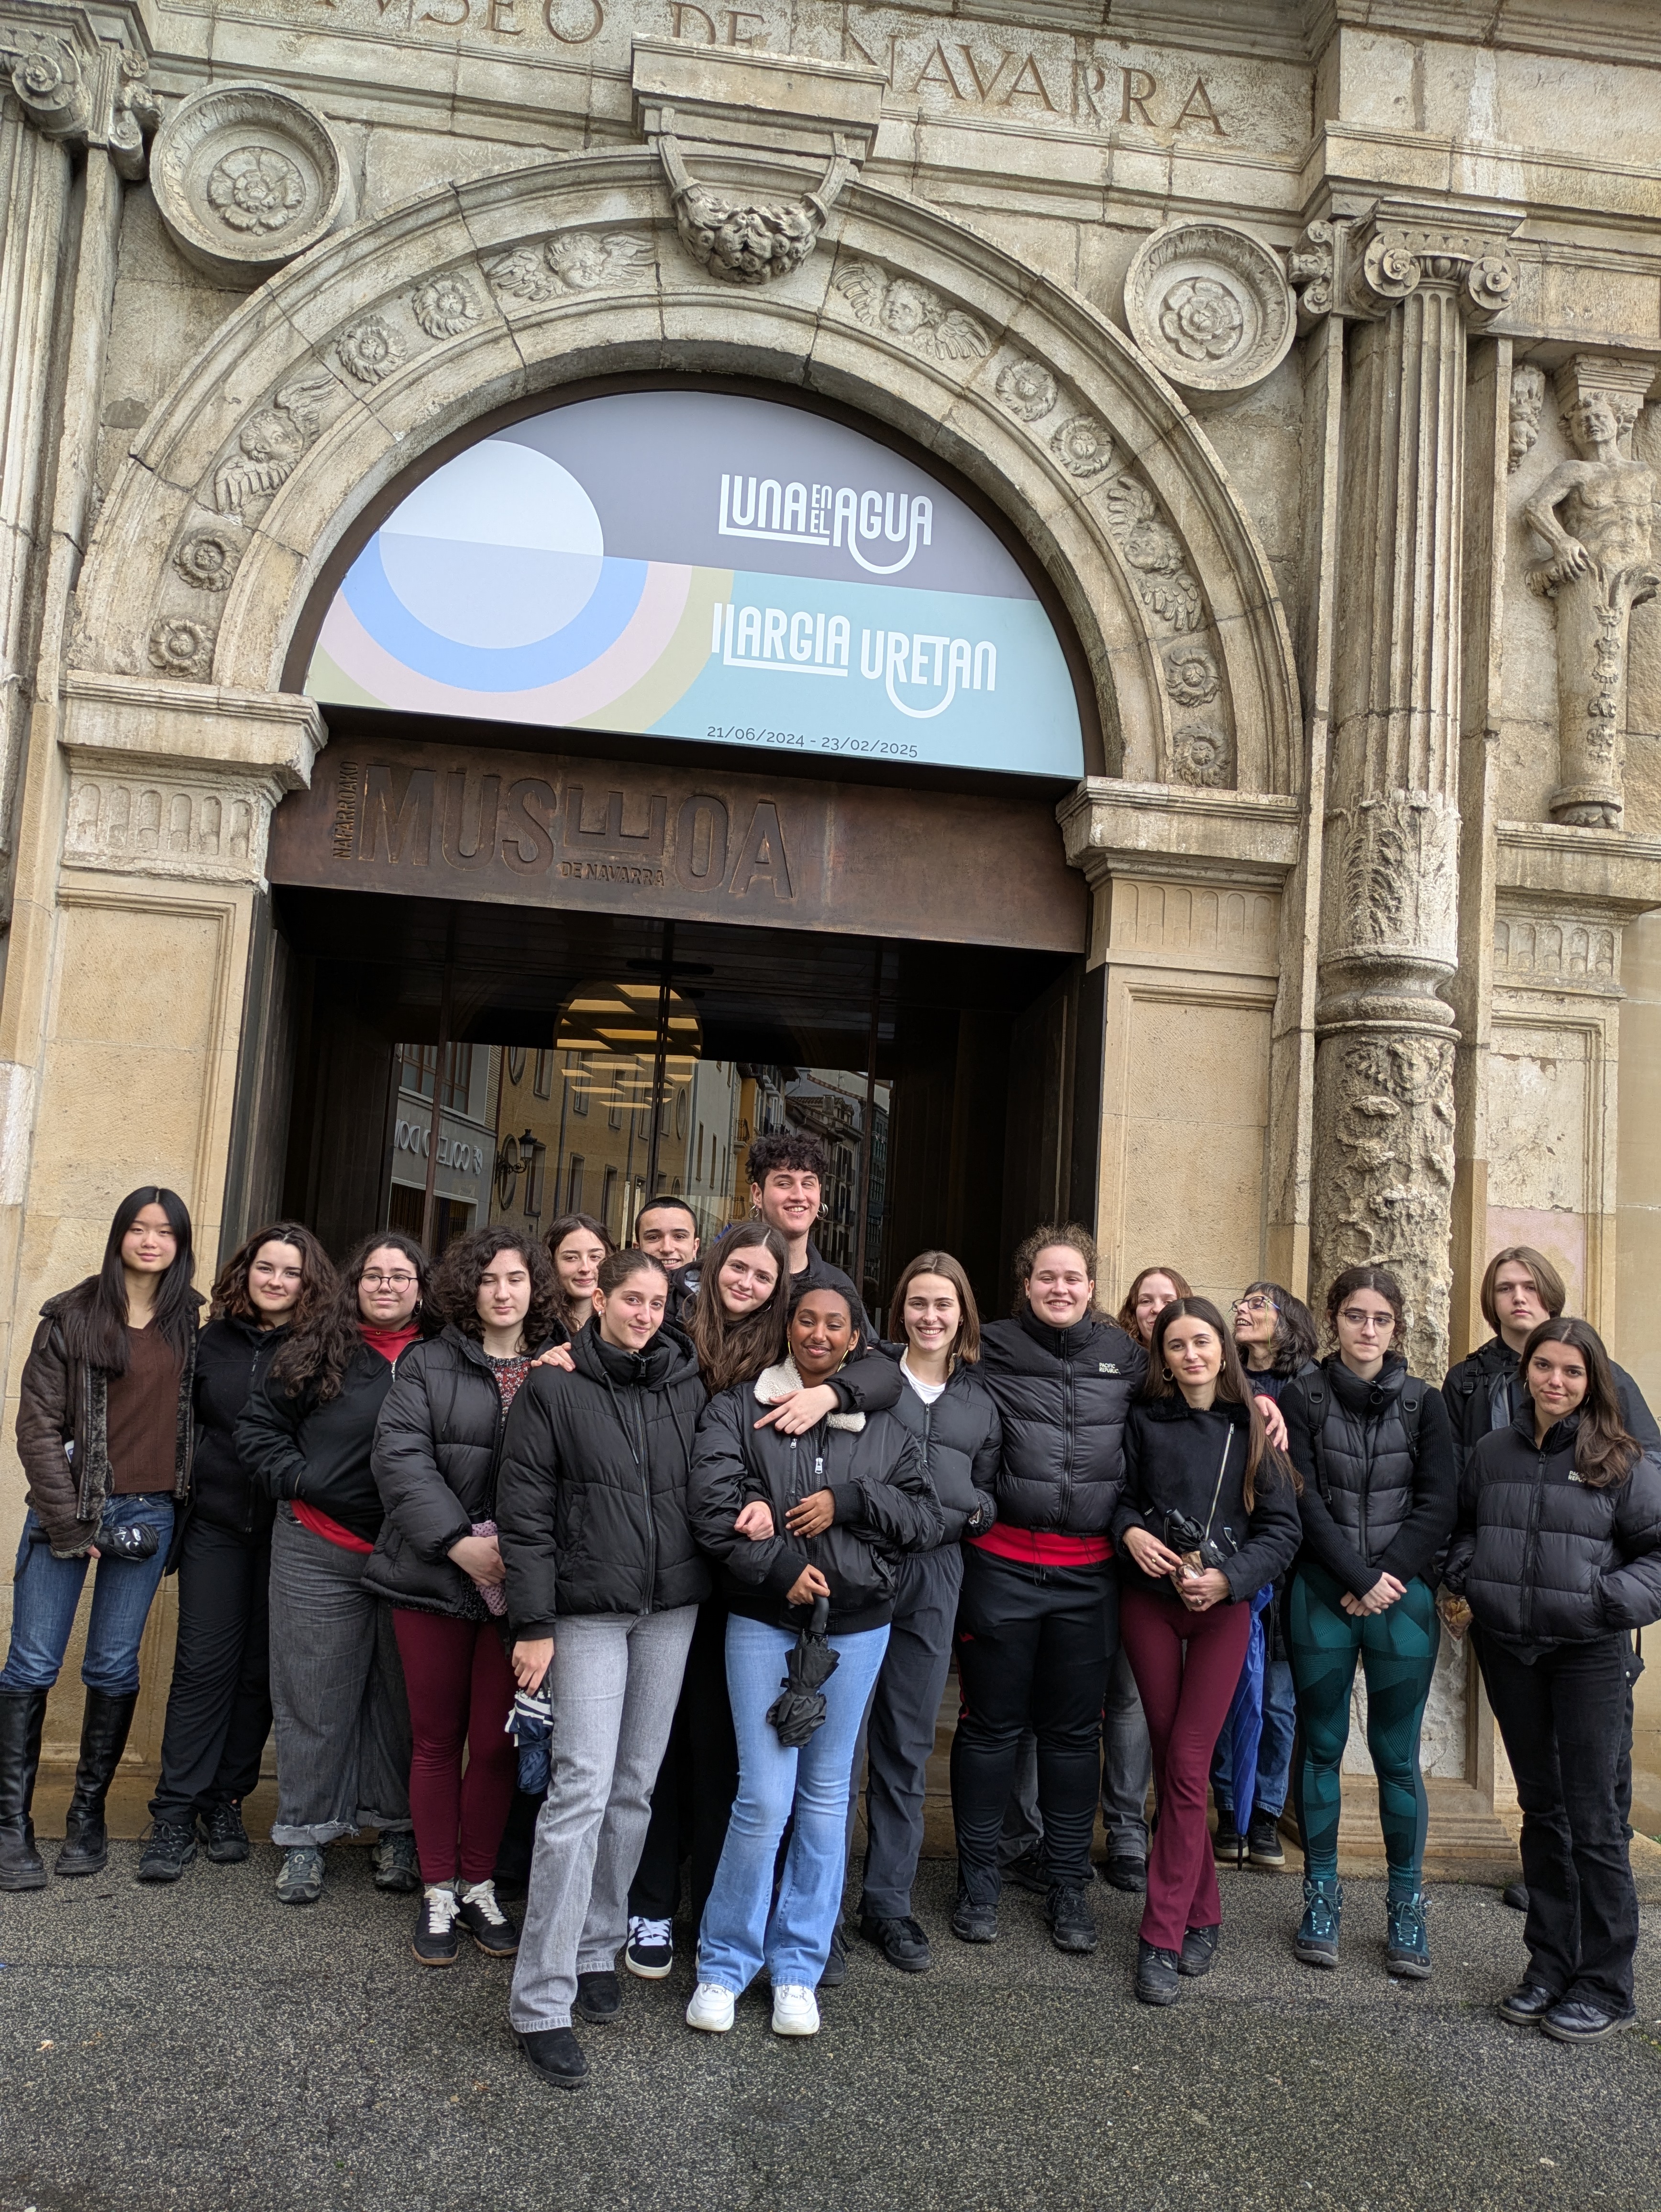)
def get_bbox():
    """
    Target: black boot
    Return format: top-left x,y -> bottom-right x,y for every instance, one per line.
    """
55,1689 -> 138,1877
0,1689 -> 49,1891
